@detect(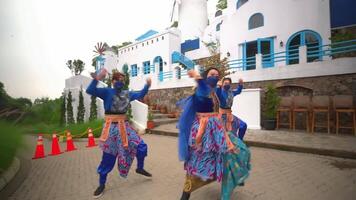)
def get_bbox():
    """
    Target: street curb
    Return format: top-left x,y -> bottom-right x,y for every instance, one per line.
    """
0,157 -> 20,192
147,129 -> 356,160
